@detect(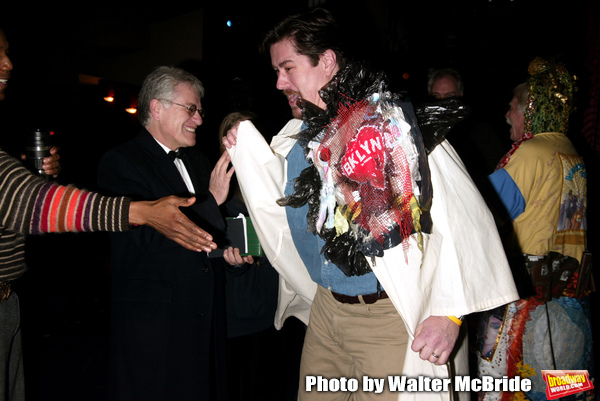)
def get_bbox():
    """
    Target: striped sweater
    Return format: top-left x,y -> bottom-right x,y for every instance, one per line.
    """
0,150 -> 131,282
